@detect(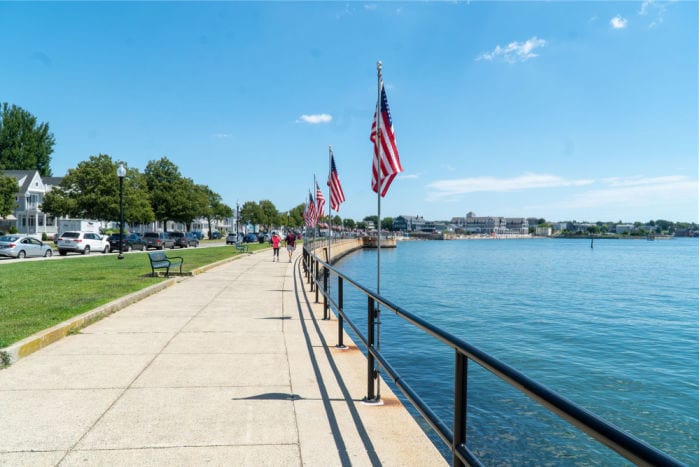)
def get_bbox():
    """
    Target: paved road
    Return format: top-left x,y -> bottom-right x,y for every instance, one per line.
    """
0,247 -> 445,466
